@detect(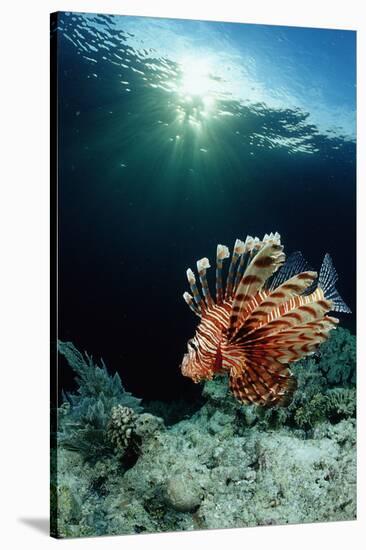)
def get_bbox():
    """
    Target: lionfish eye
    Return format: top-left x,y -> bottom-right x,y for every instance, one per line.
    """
188,339 -> 197,351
